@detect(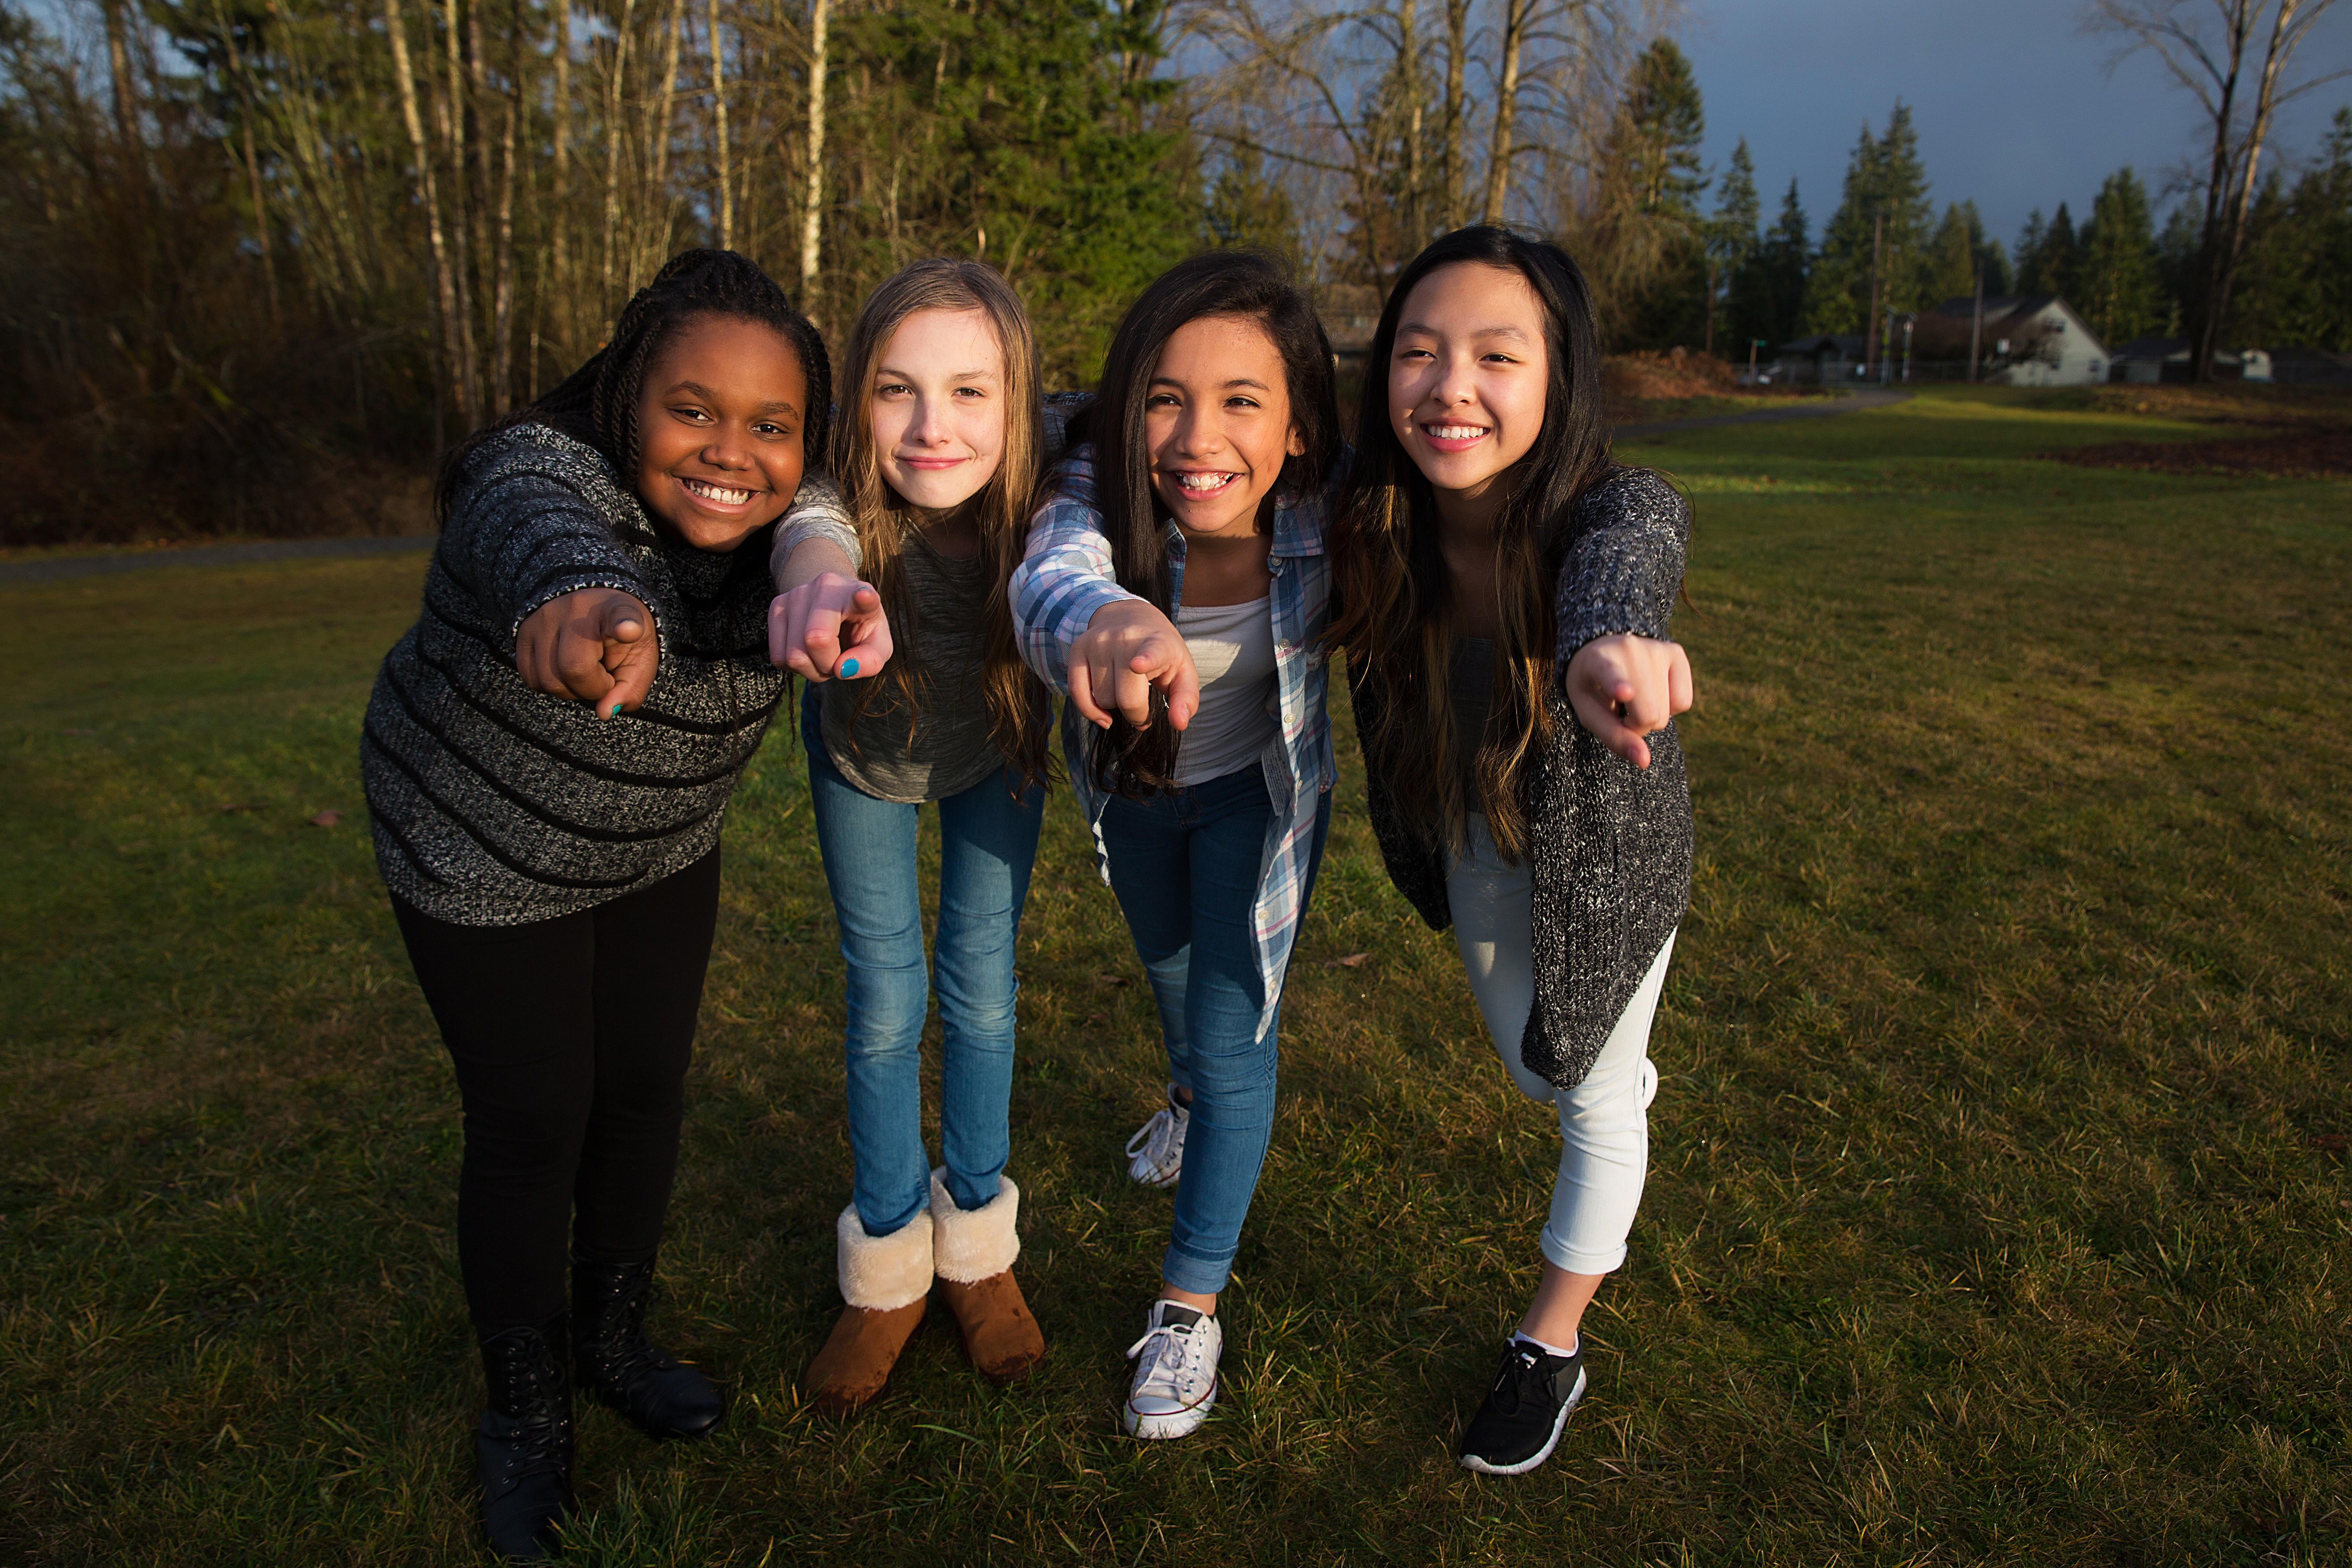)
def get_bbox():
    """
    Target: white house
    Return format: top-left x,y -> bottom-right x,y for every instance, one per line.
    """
1925,295 -> 2110,387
